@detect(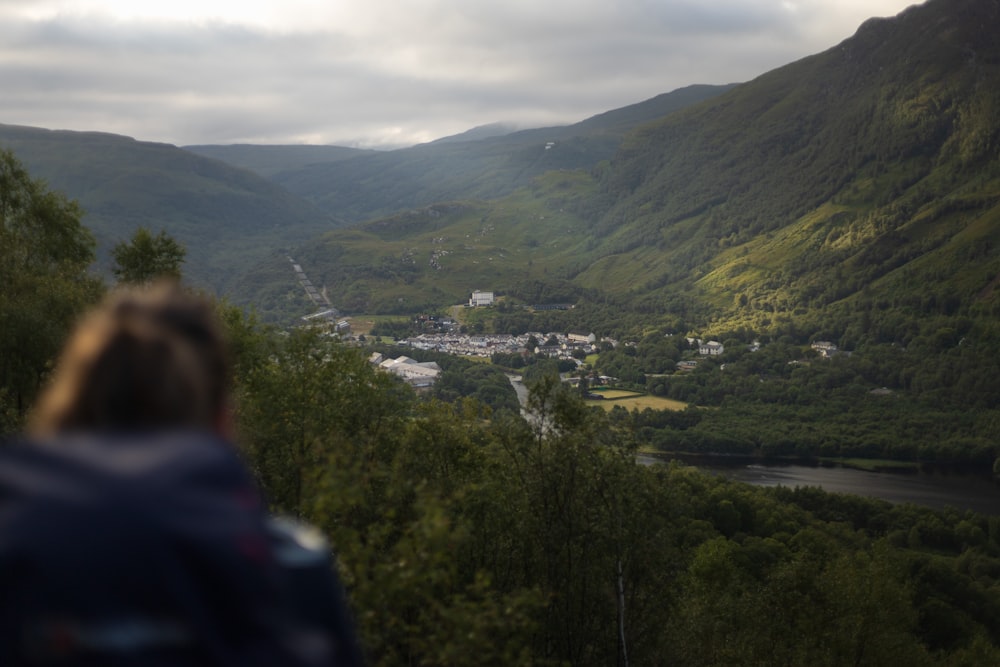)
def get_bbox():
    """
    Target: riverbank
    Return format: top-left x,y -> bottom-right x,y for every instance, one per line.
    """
639,450 -> 1000,515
